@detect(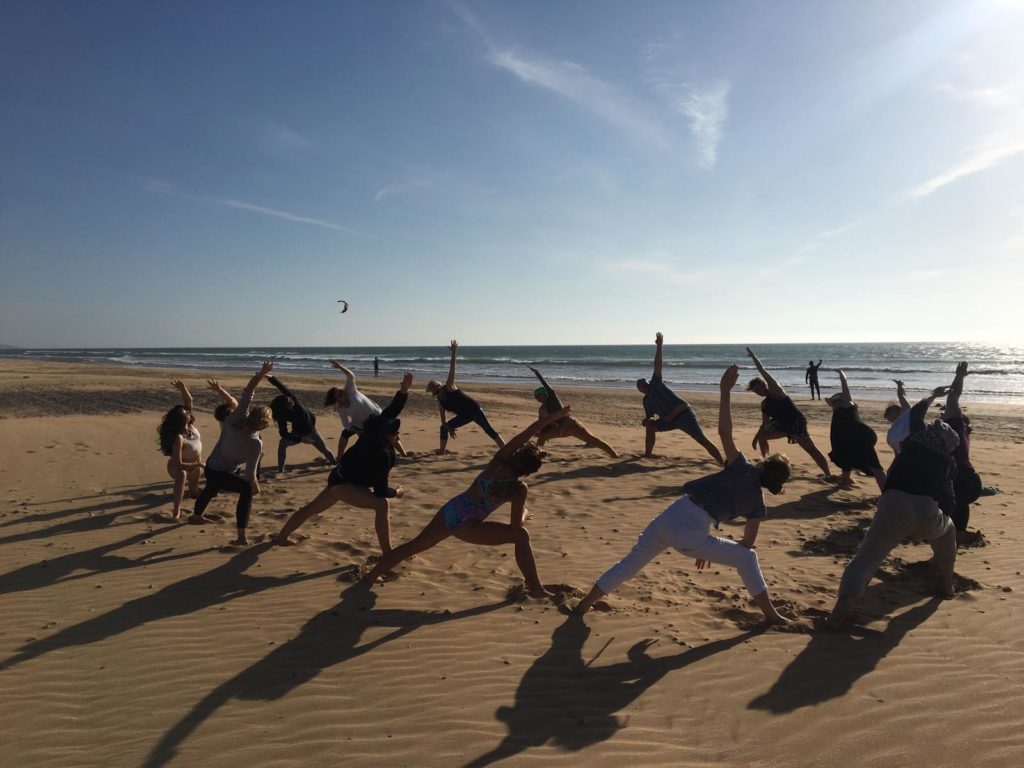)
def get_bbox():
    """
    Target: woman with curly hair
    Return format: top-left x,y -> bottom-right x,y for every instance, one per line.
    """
157,380 -> 204,521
